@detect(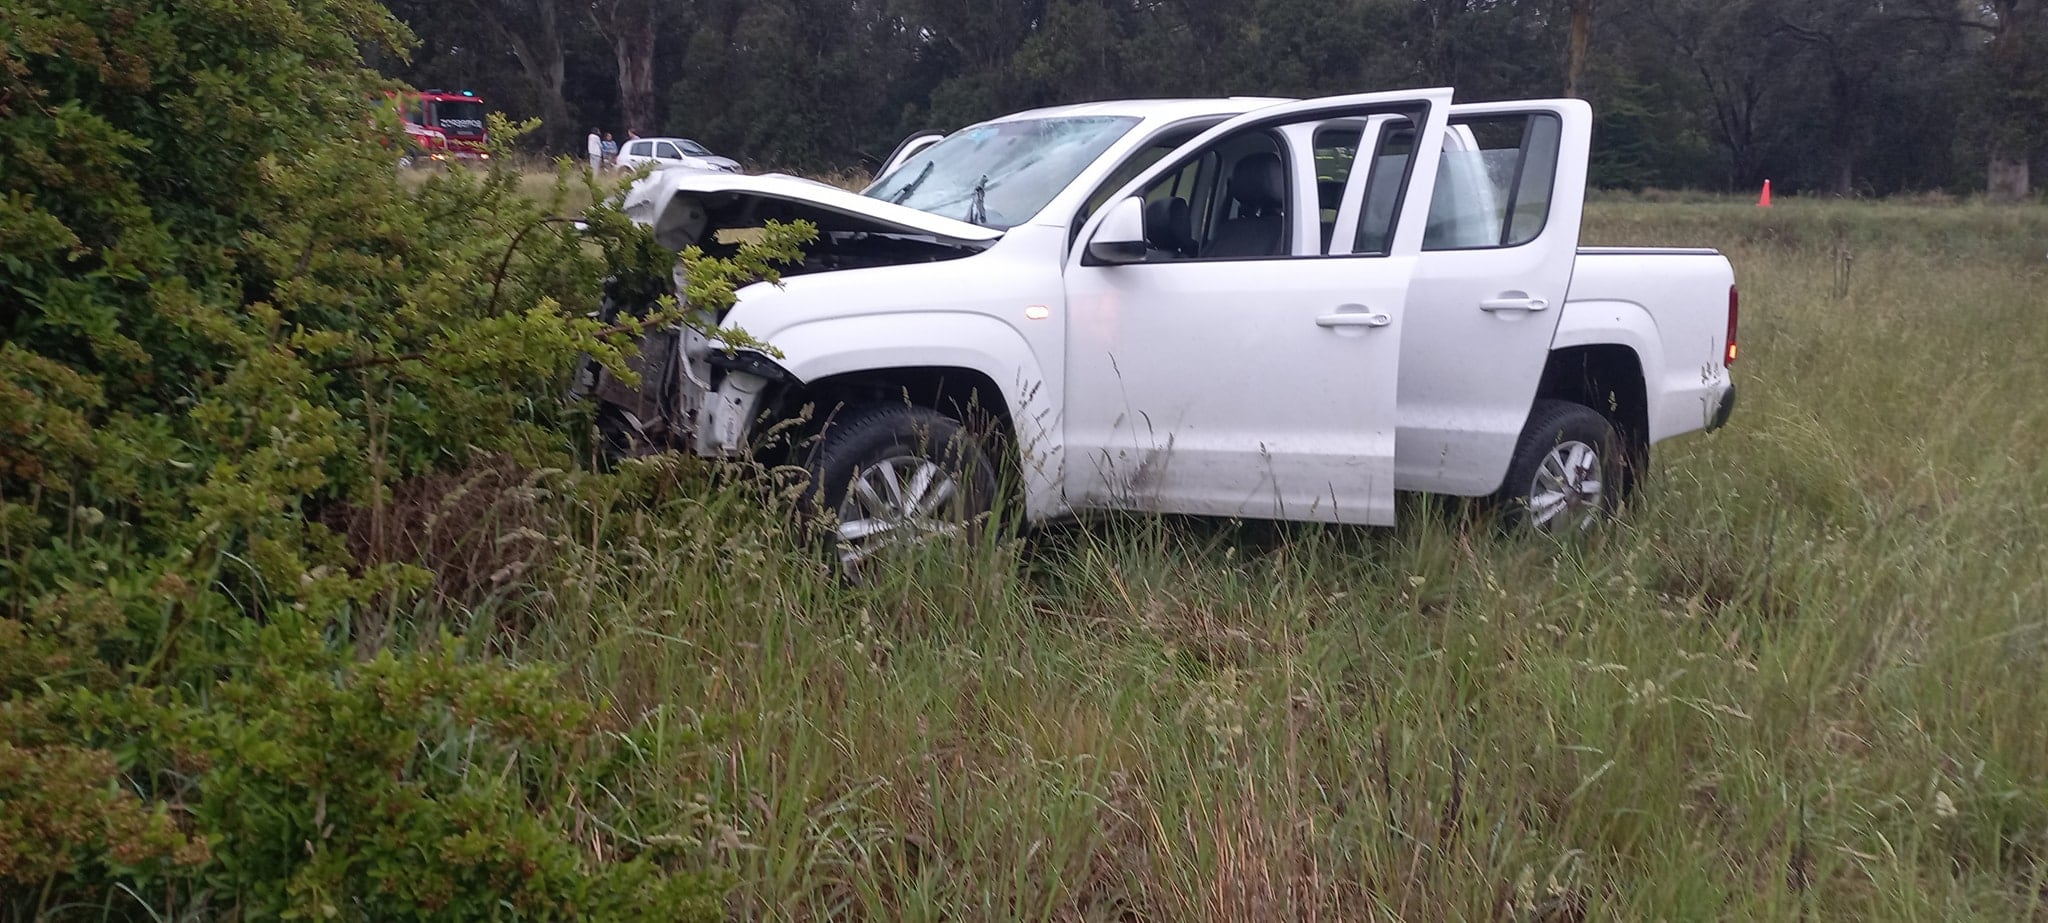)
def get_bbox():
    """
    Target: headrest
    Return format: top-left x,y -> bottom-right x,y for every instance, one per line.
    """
1144,195 -> 1190,252
1318,179 -> 1345,211
1229,152 -> 1285,212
